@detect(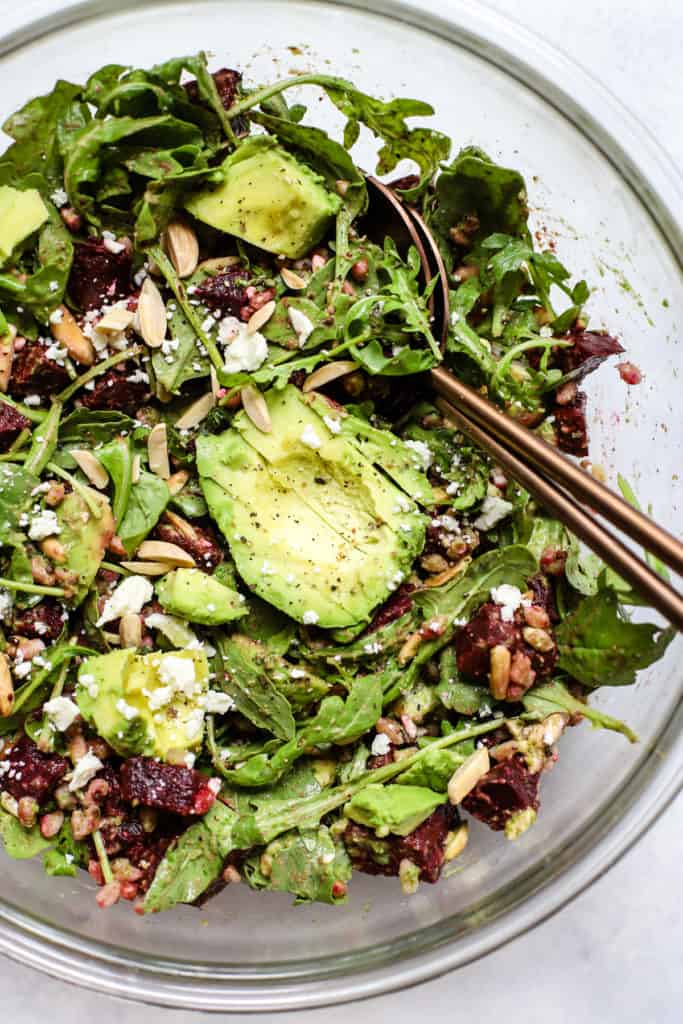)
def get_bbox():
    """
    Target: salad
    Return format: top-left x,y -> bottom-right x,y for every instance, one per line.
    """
0,54 -> 672,913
